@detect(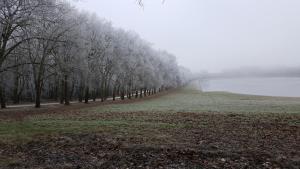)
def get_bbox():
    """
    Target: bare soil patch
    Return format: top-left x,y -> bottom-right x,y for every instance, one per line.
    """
0,112 -> 299,169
